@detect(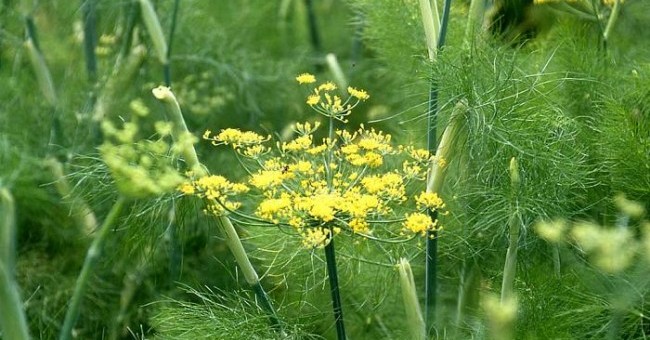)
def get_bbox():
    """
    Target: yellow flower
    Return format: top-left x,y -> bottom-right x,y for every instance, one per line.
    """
250,170 -> 284,189
282,135 -> 313,152
318,82 -> 337,92
296,73 -> 316,84
347,86 -> 370,100
349,218 -> 370,233
403,212 -> 438,235
362,173 -> 405,200
243,144 -> 268,158
205,128 -> 268,148
178,182 -> 195,195
257,196 -> 292,223
415,192 -> 445,210
364,152 -> 383,167
307,94 -> 320,106
182,175 -> 248,215
407,147 -> 430,162
302,227 -> 331,248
